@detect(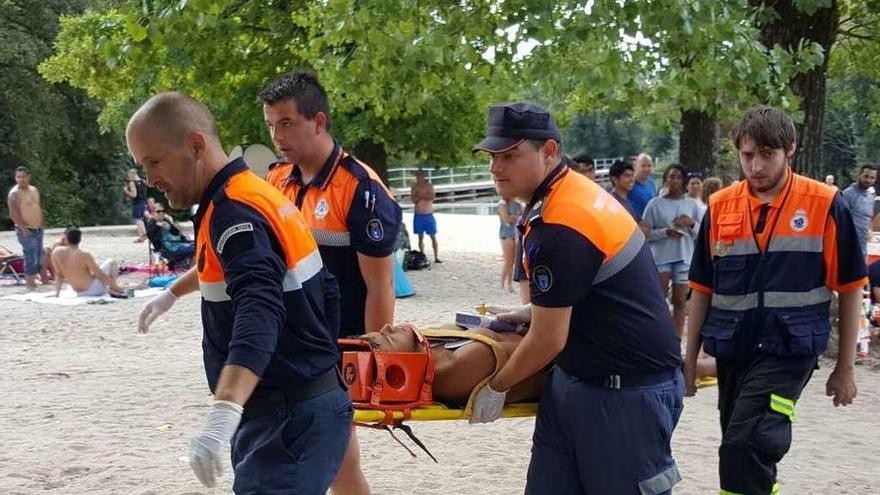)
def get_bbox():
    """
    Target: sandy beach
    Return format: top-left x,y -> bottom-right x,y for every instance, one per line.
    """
1,212 -> 878,494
